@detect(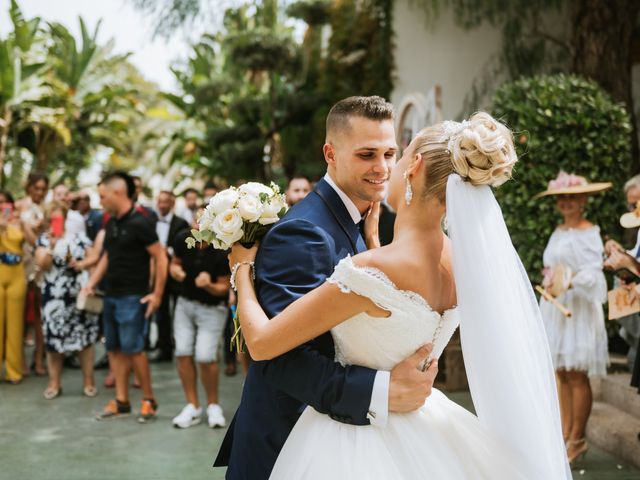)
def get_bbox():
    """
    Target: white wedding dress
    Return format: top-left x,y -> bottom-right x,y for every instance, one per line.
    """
269,256 -> 527,479
269,175 -> 571,479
